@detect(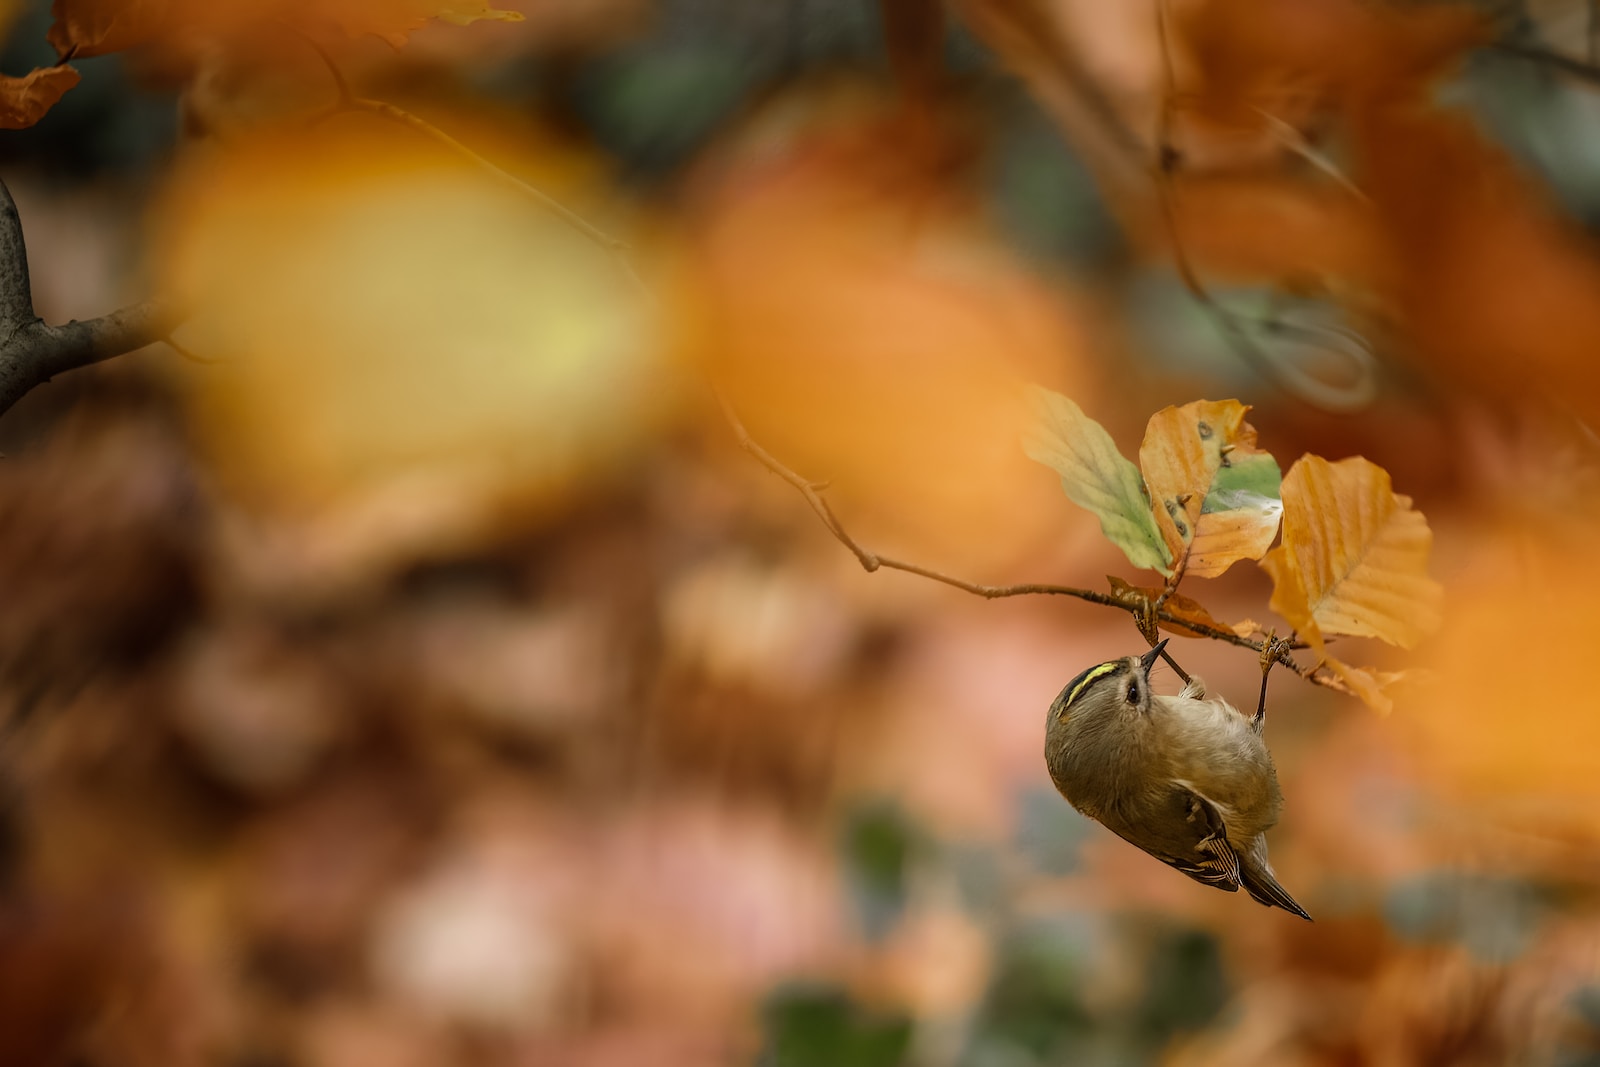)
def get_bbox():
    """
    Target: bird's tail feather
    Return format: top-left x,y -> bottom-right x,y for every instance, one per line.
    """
1241,862 -> 1312,921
